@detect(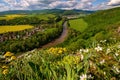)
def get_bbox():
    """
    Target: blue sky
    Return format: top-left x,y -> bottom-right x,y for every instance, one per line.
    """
0,0 -> 120,12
